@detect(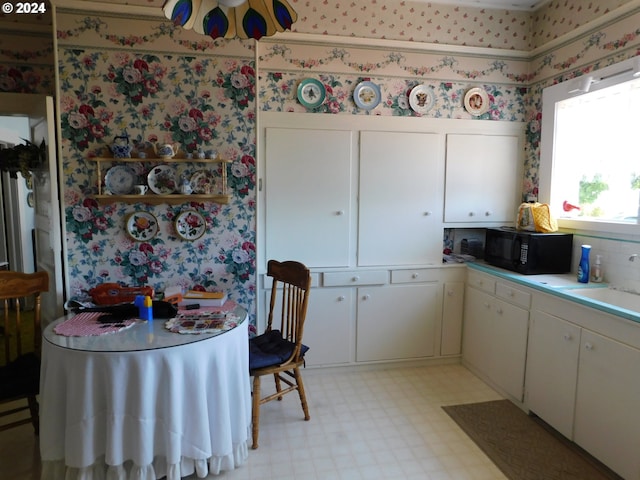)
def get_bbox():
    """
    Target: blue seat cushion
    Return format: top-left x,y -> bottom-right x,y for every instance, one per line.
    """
249,329 -> 309,370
